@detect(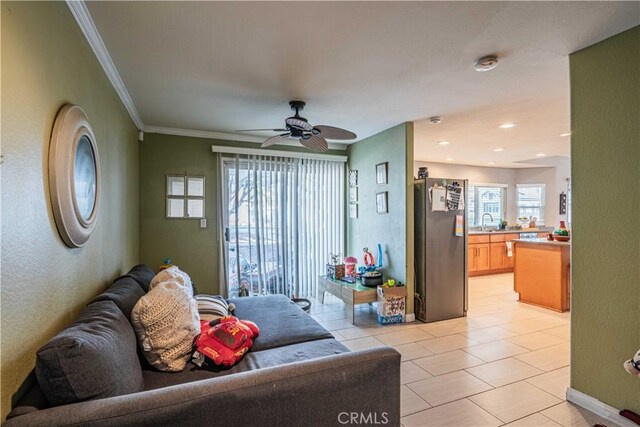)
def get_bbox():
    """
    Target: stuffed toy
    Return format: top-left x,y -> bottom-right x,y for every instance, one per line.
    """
192,316 -> 259,368
624,349 -> 640,378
